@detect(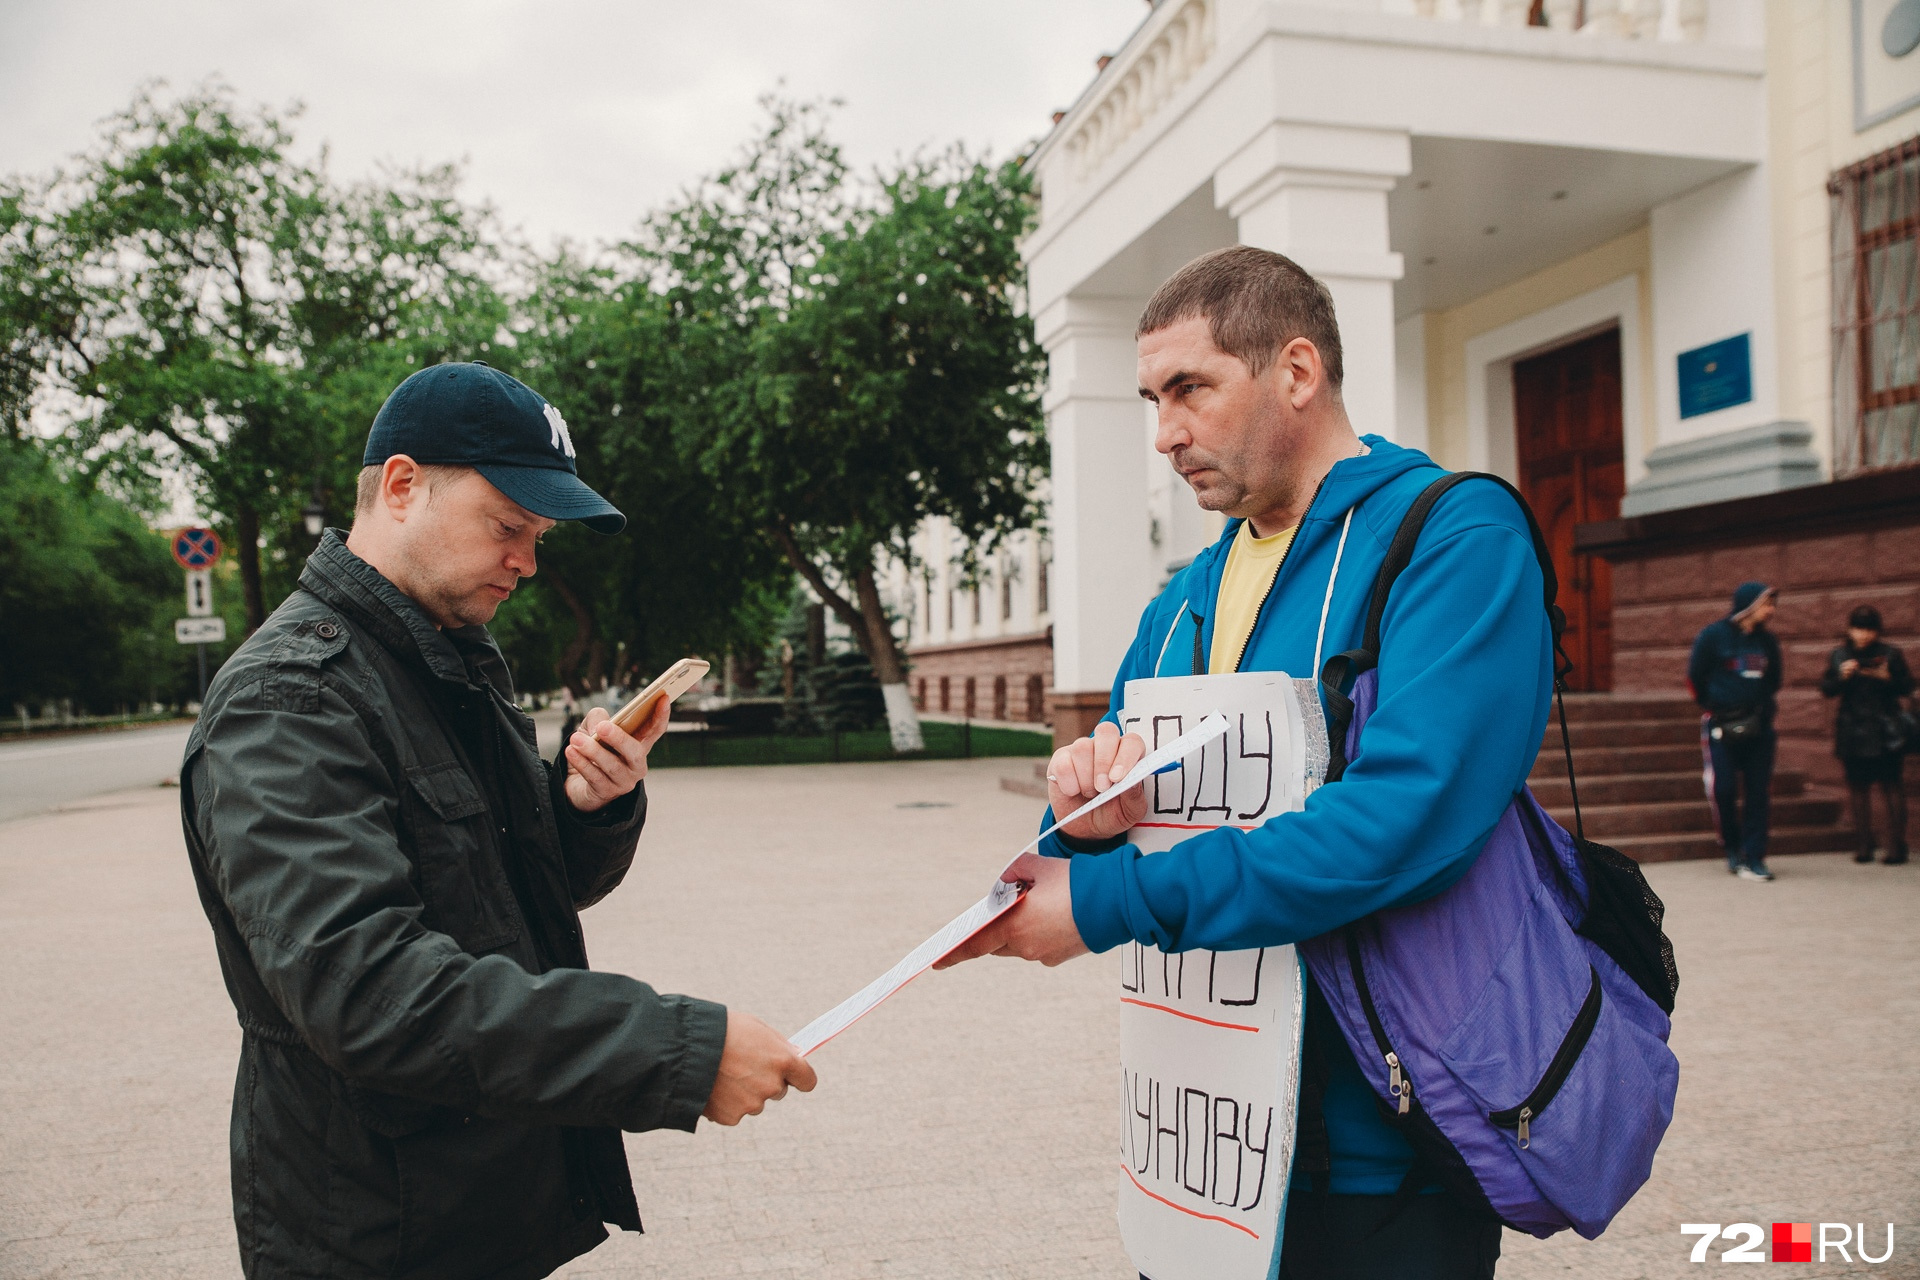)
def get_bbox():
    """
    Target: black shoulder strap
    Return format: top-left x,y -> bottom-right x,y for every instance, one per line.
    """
1319,473 -> 1582,833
